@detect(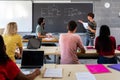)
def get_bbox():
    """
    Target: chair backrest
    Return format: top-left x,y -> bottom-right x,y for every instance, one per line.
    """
0,28 -> 4,35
